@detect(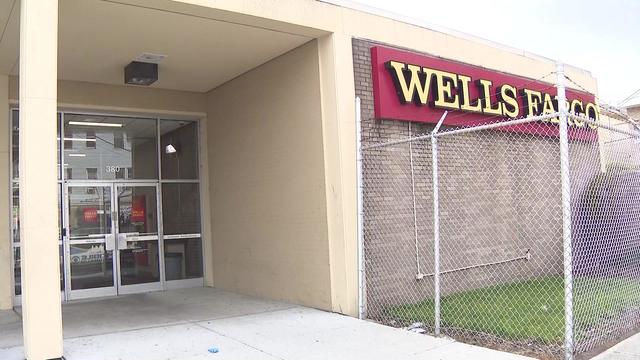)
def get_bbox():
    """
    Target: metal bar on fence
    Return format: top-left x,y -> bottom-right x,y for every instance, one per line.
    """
418,250 -> 530,277
568,113 -> 640,138
356,96 -> 366,320
557,63 -> 575,360
362,112 -> 561,151
431,111 -> 447,336
434,112 -> 561,138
